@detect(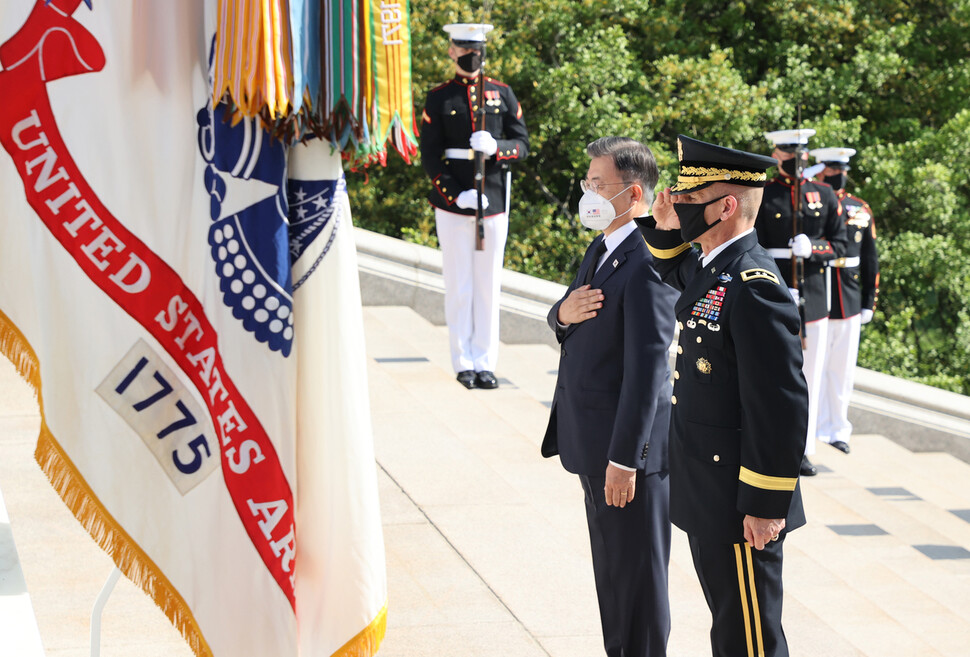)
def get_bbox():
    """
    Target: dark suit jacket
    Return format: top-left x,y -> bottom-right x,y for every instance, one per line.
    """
541,227 -> 678,476
636,224 -> 809,543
